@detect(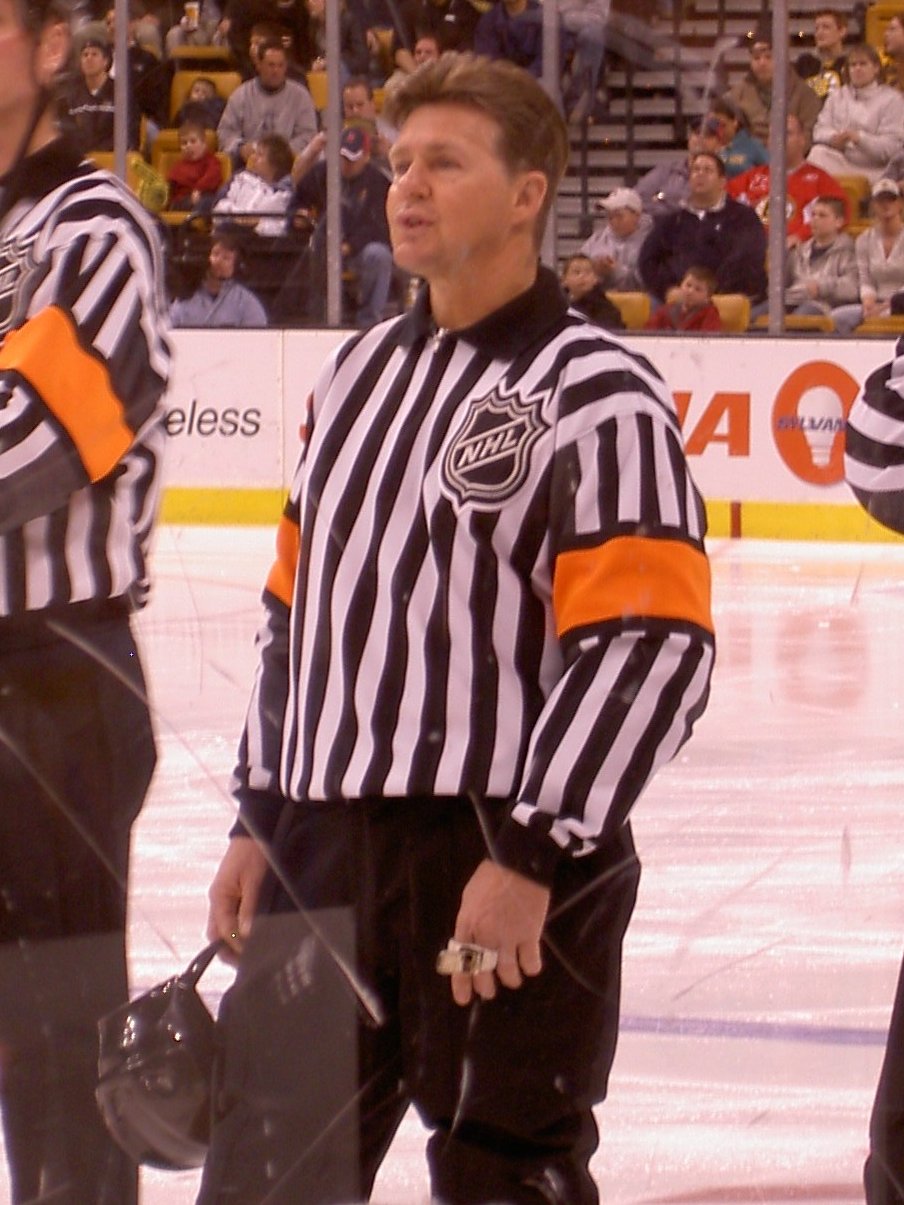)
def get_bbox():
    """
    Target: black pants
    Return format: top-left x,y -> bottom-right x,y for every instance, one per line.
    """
198,795 -> 640,1204
0,606 -> 156,1205
866,945 -> 904,1203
